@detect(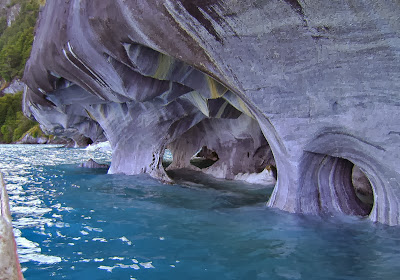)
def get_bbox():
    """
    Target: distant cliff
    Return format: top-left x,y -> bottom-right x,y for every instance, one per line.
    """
23,1 -> 400,225
0,0 -> 40,82
0,1 -> 49,143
